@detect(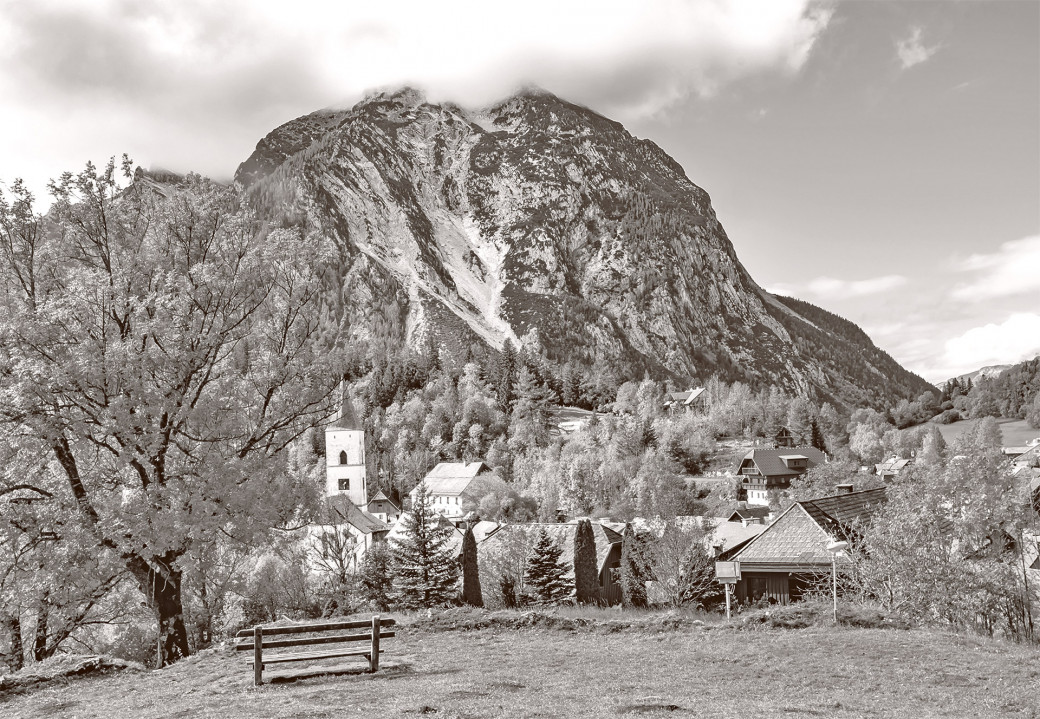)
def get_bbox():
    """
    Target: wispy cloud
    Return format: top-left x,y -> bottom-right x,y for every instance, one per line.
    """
768,274 -> 907,300
896,26 -> 940,70
950,234 -> 1040,300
